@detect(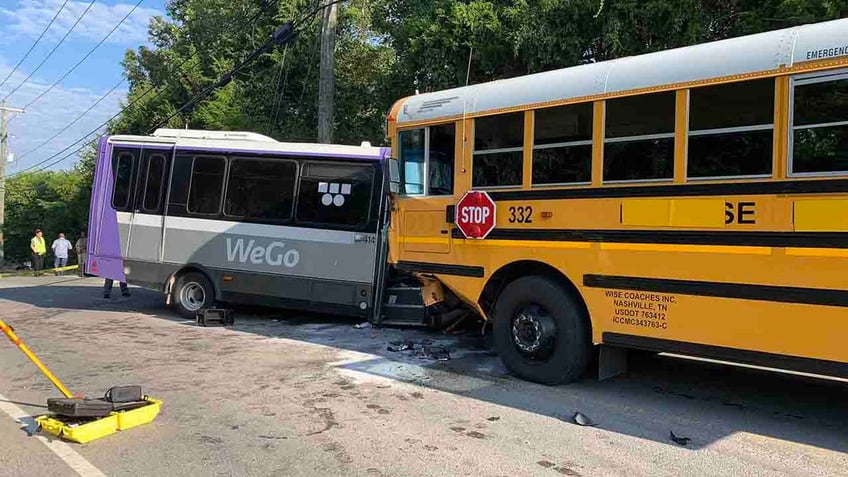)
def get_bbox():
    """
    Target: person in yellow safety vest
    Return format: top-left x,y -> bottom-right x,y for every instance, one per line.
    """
30,229 -> 46,276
